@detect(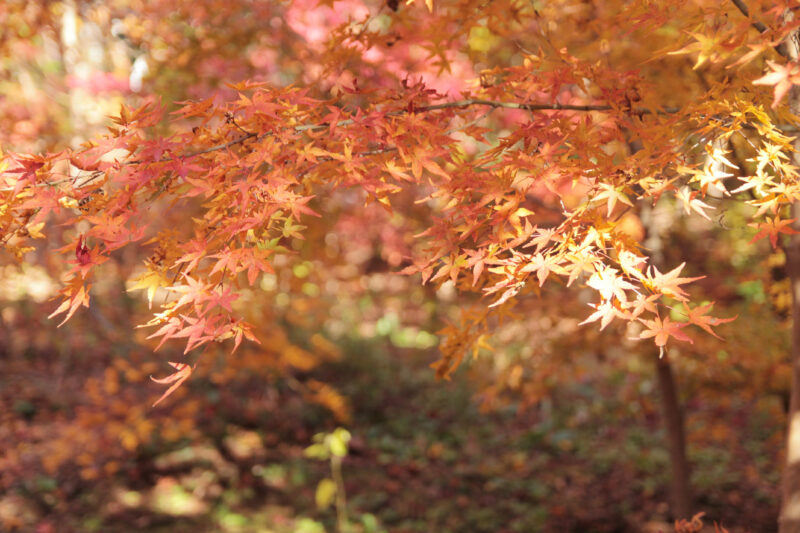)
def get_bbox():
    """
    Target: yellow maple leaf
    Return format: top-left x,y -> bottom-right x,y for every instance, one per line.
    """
127,270 -> 168,309
26,222 -> 45,239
